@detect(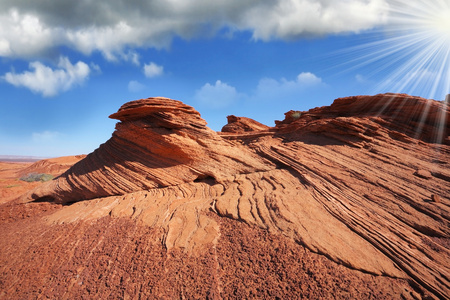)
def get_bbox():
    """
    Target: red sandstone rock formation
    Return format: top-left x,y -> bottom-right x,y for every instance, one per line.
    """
221,115 -> 270,133
22,98 -> 273,204
1,93 -> 449,299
